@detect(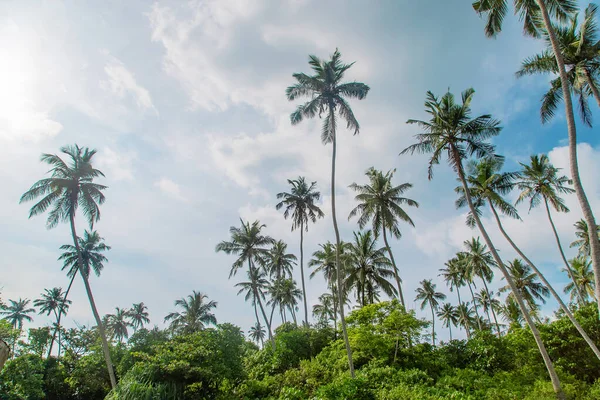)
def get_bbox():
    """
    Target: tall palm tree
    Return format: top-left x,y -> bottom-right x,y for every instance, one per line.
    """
128,302 -> 150,331
516,154 -> 583,303
287,48 -> 370,377
164,291 -> 217,334
348,167 -> 419,306
402,88 -> 564,394
105,308 -> 132,343
1,298 -> 35,357
458,156 -> 600,359
516,4 -> 600,126
248,322 -> 265,348
564,257 -> 596,303
216,219 -> 275,346
571,219 -> 600,258
415,280 -> 446,346
345,230 -> 396,306
439,257 -> 471,338
19,144 -> 116,388
276,177 -> 324,326
474,2 -> 600,343
33,288 -> 71,358
500,259 -> 550,314
437,303 -> 459,341
265,240 -> 297,280
236,268 -> 270,328
456,251 -> 483,331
